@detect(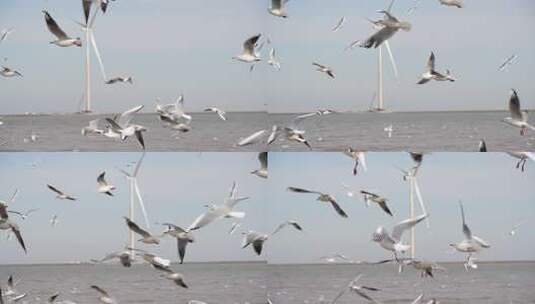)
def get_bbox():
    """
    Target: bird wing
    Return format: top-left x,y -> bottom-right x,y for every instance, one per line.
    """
135,130 -> 145,149
252,239 -> 264,255
10,224 -> 26,253
47,184 -> 64,196
362,26 -> 397,48
459,202 -> 472,240
177,238 -> 189,263
271,0 -> 282,10
42,11 -> 68,40
472,235 -> 490,248
312,62 -> 326,69
0,203 -> 8,220
509,89 -> 523,120
417,78 -> 430,85
391,213 -> 428,241
82,0 -> 92,23
286,187 -> 321,194
360,190 -> 380,198
188,208 -> 223,230
124,217 -> 151,238
118,105 -> 144,127
243,34 -> 261,55
329,198 -> 348,218
427,52 -> 435,71
97,172 -> 107,186
377,200 -> 393,216
90,285 -> 109,297
258,152 -> 268,170
332,17 -> 345,32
